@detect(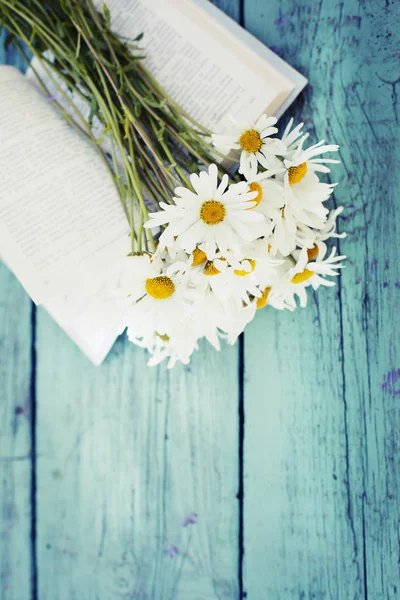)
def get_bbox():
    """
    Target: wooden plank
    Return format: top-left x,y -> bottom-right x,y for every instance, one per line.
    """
329,1 -> 400,596
242,0 -> 400,598
36,319 -> 240,599
34,2 -> 242,598
243,292 -> 356,597
0,37 -> 34,600
0,264 -> 33,600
